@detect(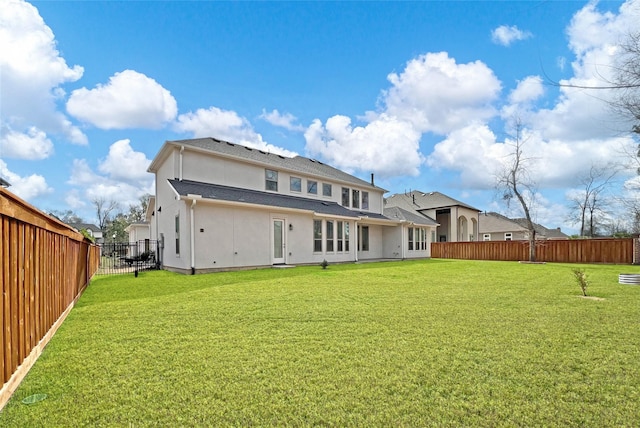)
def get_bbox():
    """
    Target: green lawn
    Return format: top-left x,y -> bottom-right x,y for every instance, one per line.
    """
2,260 -> 639,426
